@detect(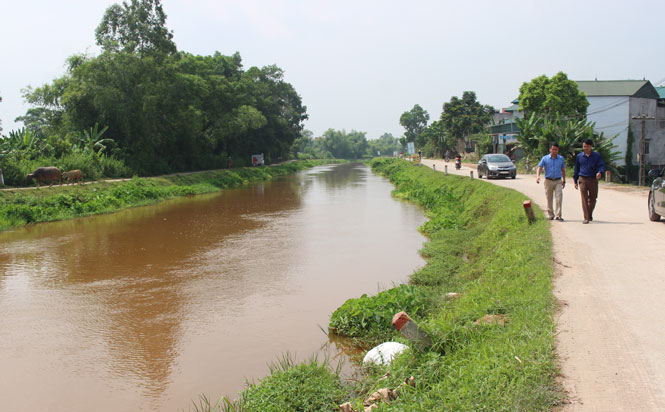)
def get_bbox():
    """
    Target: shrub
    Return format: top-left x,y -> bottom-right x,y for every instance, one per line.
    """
239,356 -> 346,412
329,284 -> 430,340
